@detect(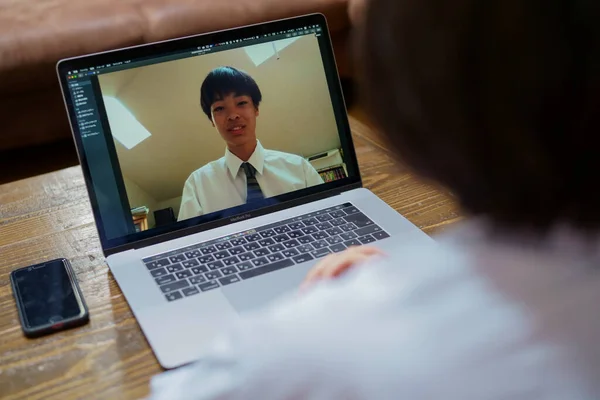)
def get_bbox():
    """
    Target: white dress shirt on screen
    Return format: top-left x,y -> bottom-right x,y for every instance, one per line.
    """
178,141 -> 324,221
